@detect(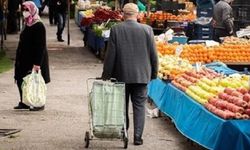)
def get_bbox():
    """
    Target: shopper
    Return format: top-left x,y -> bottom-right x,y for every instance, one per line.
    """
55,0 -> 67,42
213,0 -> 234,42
43,0 -> 57,25
14,1 -> 50,111
102,3 -> 158,146
7,0 -> 20,34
